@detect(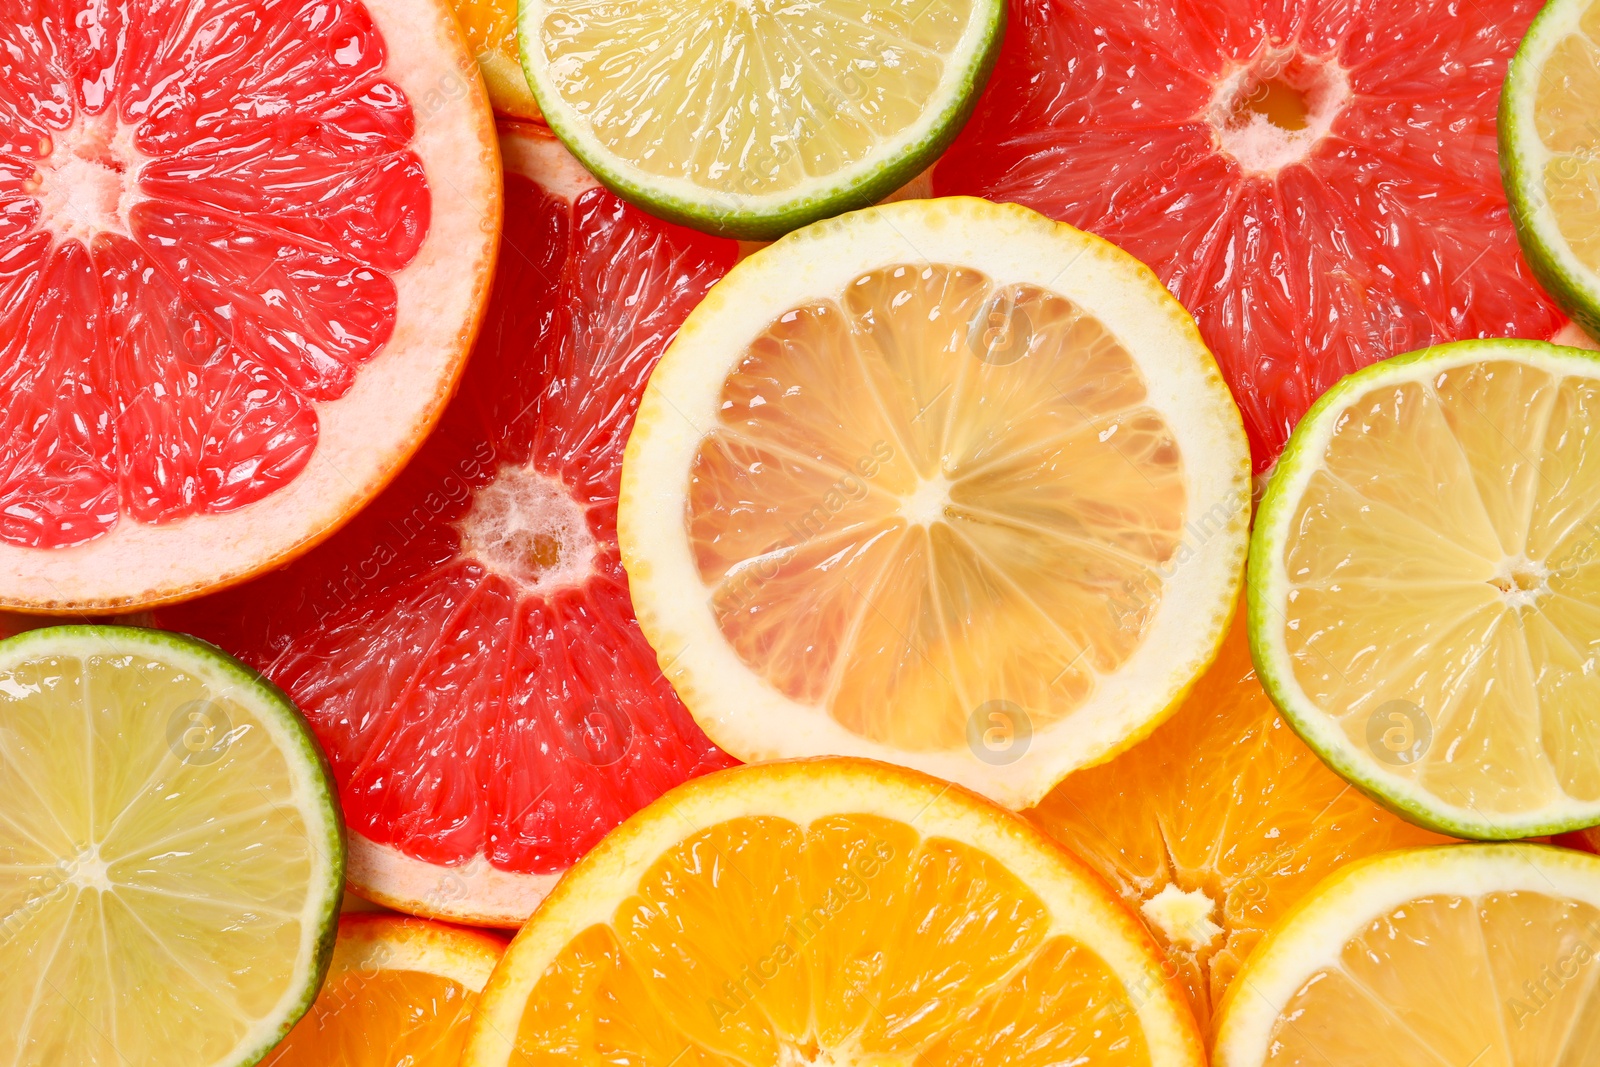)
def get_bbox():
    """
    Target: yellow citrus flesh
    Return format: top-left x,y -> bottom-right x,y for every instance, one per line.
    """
1213,845 -> 1600,1067
263,915 -> 503,1067
463,759 -> 1205,1067
1256,345 -> 1600,833
691,267 -> 1186,750
448,0 -> 541,119
1030,607 -> 1453,1031
1533,1 -> 1600,272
